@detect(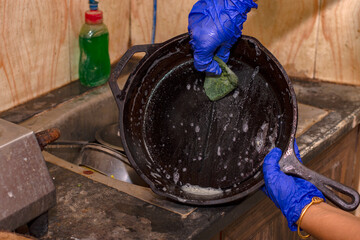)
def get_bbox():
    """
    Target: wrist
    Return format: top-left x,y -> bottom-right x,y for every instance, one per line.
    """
296,197 -> 325,239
